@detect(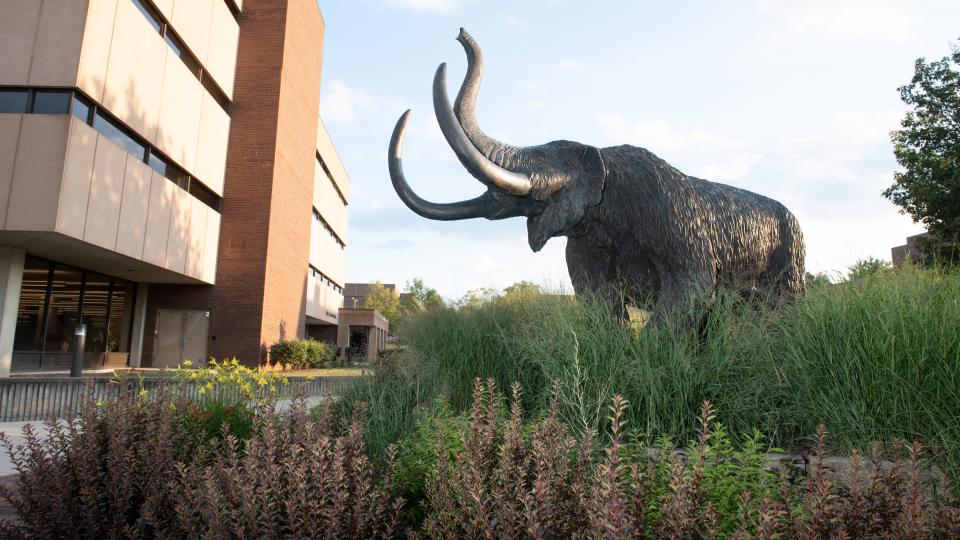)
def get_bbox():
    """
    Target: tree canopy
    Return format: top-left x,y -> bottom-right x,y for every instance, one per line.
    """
884,41 -> 960,260
360,281 -> 400,326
